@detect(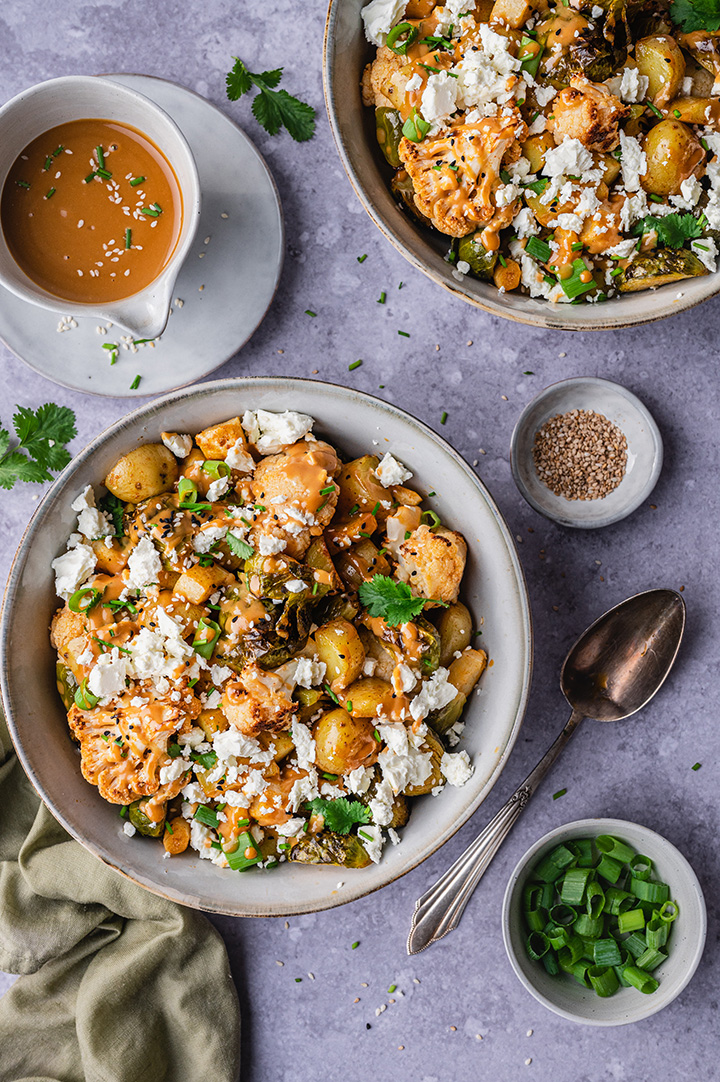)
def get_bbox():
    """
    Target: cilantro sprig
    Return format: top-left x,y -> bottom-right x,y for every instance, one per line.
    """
358,573 -> 447,627
633,212 -> 704,249
0,404 -> 76,490
305,797 -> 371,834
99,492 -> 125,536
226,58 -> 315,142
226,531 -> 255,560
670,0 -> 720,34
